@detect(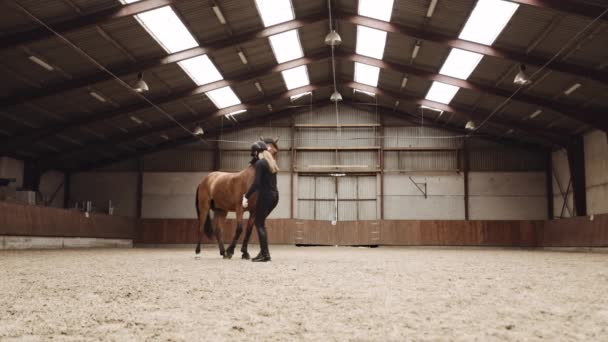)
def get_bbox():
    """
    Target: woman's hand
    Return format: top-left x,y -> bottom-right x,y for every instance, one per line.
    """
242,196 -> 248,208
